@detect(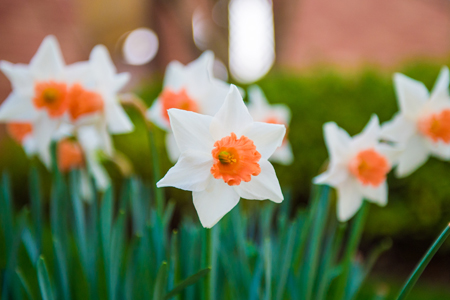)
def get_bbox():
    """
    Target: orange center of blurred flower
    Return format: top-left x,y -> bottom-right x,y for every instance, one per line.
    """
418,110 -> 450,143
348,149 -> 389,187
264,116 -> 288,144
33,81 -> 69,117
160,88 -> 198,123
68,83 -> 104,121
7,122 -> 32,143
210,132 -> 261,186
57,139 -> 85,173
